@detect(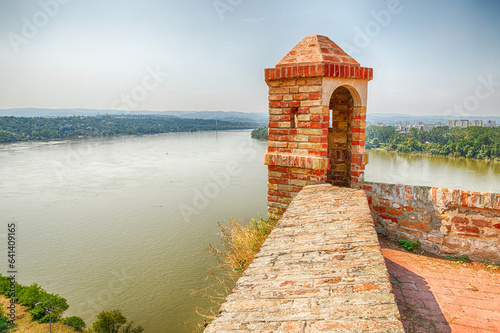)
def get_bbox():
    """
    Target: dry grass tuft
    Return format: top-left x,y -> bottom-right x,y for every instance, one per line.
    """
210,217 -> 276,273
189,217 -> 276,332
